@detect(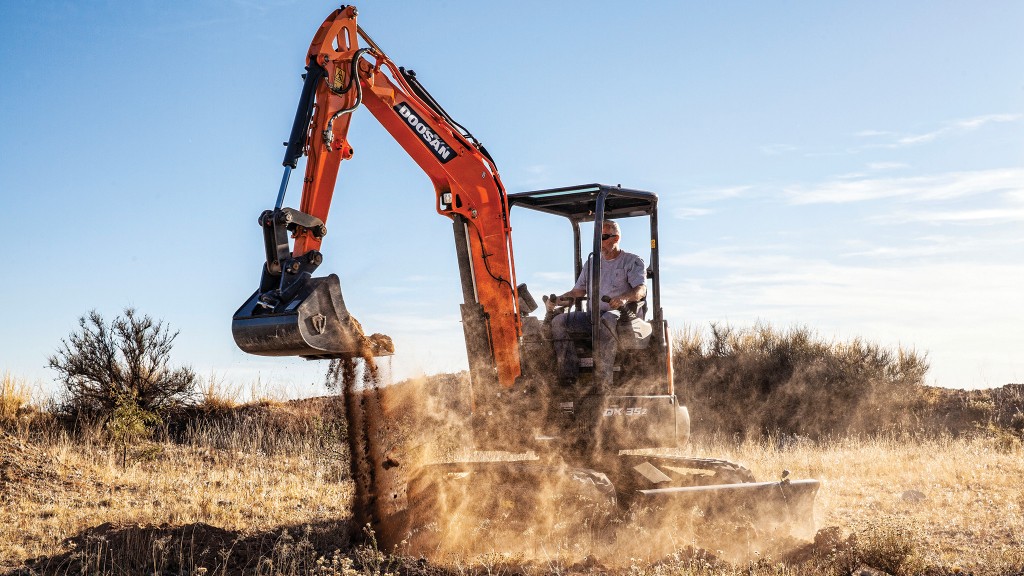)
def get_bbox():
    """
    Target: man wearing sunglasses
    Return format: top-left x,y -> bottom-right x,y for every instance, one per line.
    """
549,220 -> 649,390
